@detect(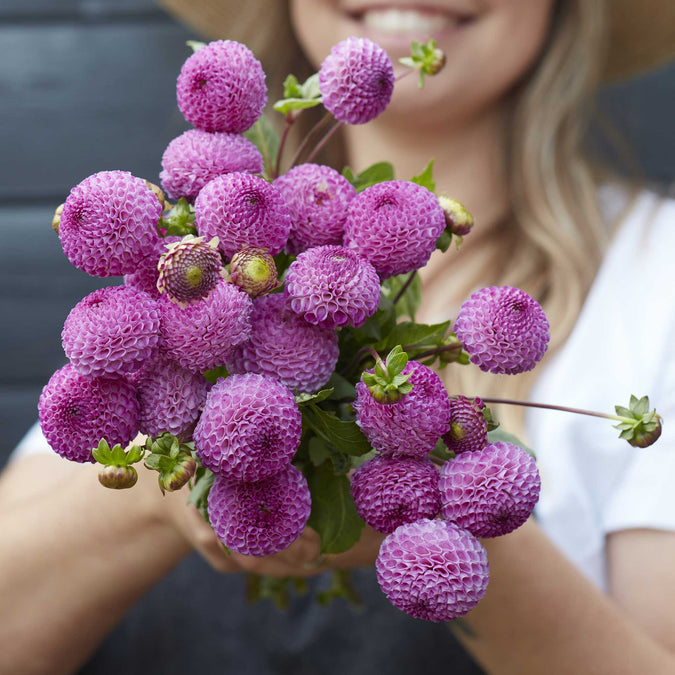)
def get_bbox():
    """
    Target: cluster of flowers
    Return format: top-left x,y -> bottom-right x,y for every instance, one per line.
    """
39,36 -> 552,622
